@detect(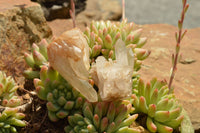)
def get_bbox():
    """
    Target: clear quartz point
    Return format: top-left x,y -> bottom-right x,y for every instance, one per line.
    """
48,28 -> 98,102
90,39 -> 134,101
